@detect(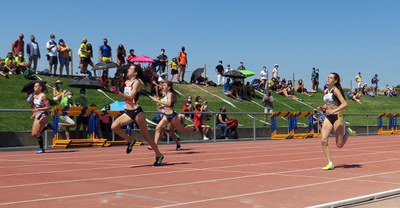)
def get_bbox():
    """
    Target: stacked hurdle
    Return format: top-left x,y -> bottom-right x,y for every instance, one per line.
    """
377,113 -> 398,135
271,111 -> 318,139
51,106 -> 141,148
